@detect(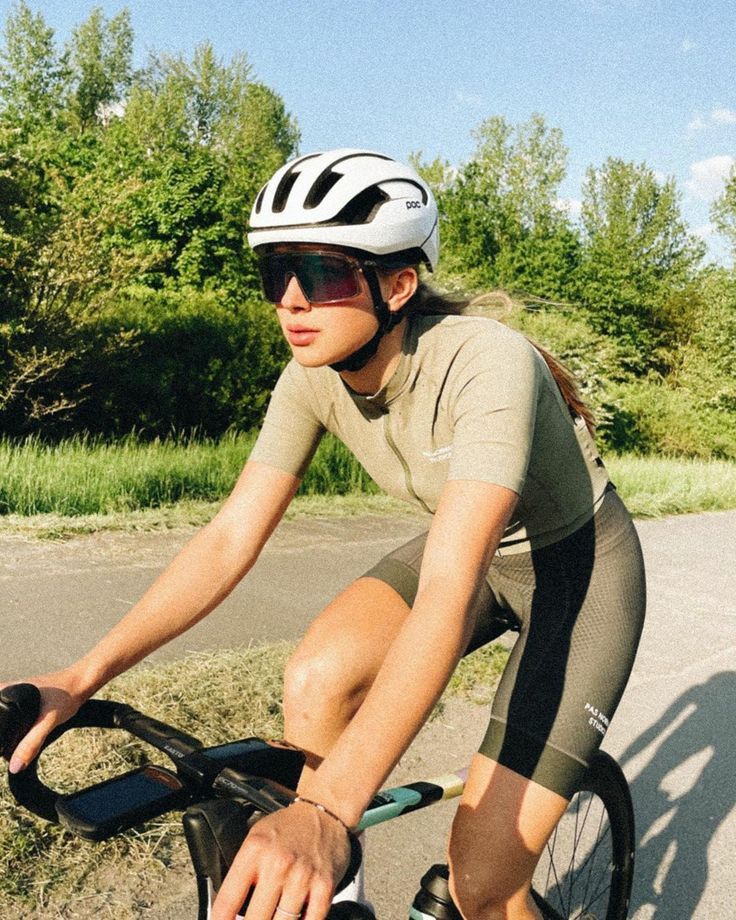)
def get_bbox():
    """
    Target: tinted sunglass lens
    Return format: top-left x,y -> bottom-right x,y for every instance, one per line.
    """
258,254 -> 360,304
300,255 -> 360,302
257,256 -> 288,303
